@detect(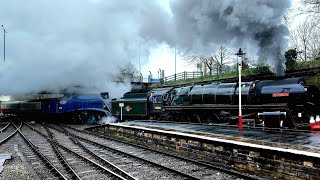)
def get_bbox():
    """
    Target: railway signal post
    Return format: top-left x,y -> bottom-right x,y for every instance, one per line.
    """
235,48 -> 245,131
